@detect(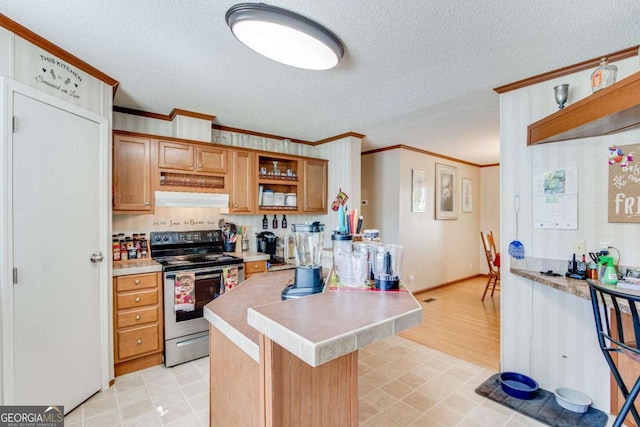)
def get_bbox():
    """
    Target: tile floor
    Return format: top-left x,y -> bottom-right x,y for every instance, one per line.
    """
65,336 -> 608,426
